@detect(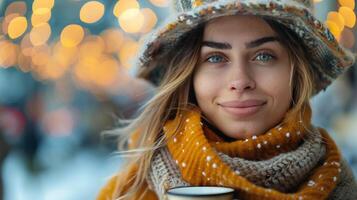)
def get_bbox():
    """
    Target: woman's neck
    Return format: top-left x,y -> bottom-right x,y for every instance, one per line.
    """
201,117 -> 237,142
